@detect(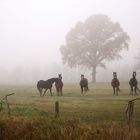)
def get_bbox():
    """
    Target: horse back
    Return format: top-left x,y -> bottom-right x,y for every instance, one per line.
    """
37,79 -> 53,89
